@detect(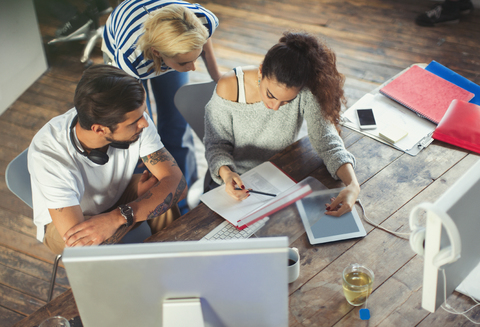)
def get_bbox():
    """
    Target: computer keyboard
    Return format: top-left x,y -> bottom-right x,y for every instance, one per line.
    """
200,217 -> 269,241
